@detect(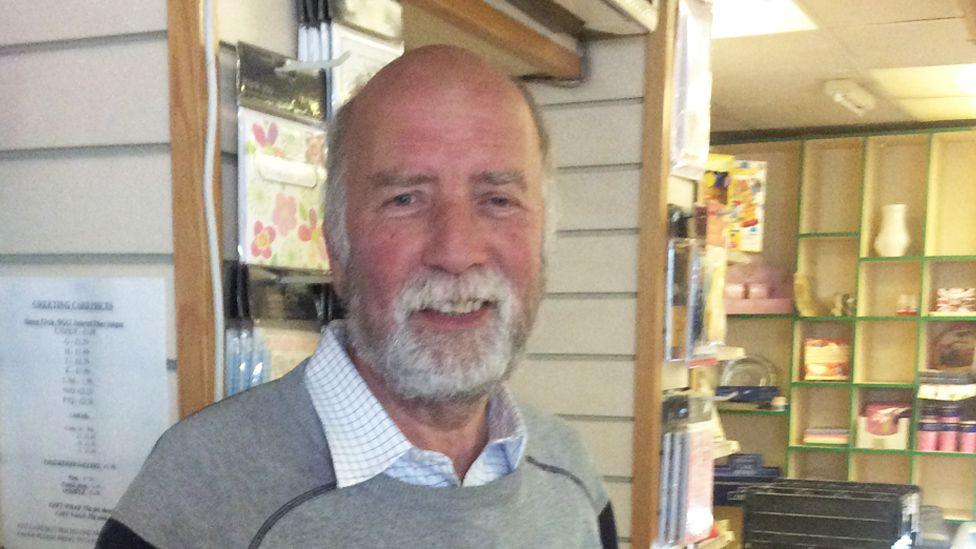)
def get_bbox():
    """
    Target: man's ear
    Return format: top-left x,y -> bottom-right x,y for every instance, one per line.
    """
323,231 -> 345,299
